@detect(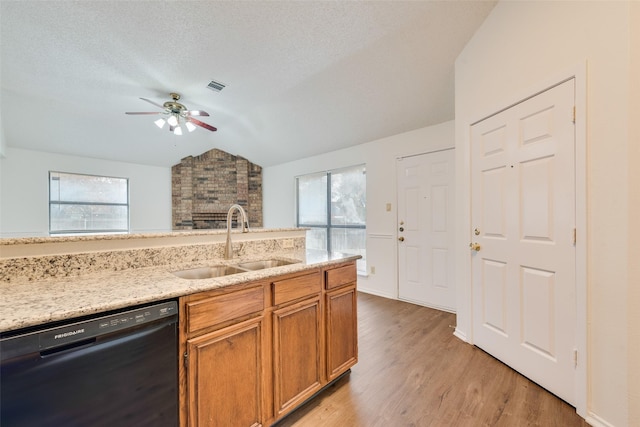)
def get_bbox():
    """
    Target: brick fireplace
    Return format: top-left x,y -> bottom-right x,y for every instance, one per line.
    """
172,149 -> 263,230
